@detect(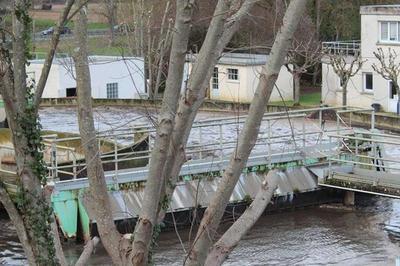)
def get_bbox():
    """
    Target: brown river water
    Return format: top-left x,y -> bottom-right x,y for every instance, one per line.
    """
1,194 -> 400,265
